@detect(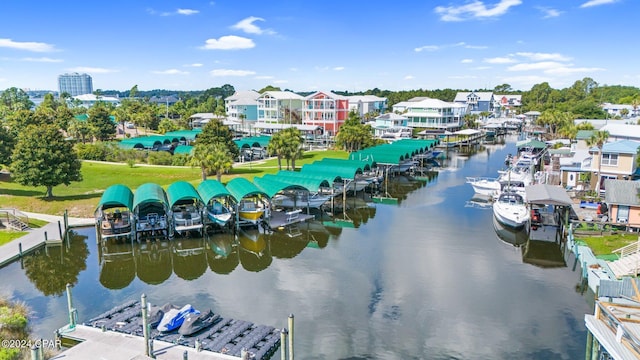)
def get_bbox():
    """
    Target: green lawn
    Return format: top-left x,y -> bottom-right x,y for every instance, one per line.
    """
0,150 -> 347,218
0,231 -> 28,246
576,233 -> 638,257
